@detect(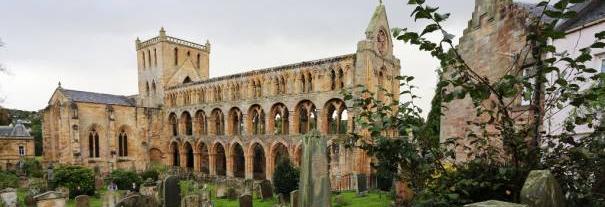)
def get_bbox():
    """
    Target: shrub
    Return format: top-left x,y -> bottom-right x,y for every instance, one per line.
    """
50,166 -> 95,198
0,171 -> 19,189
178,180 -> 200,196
140,168 -> 159,181
272,159 -> 299,199
108,169 -> 142,191
22,159 -> 43,178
